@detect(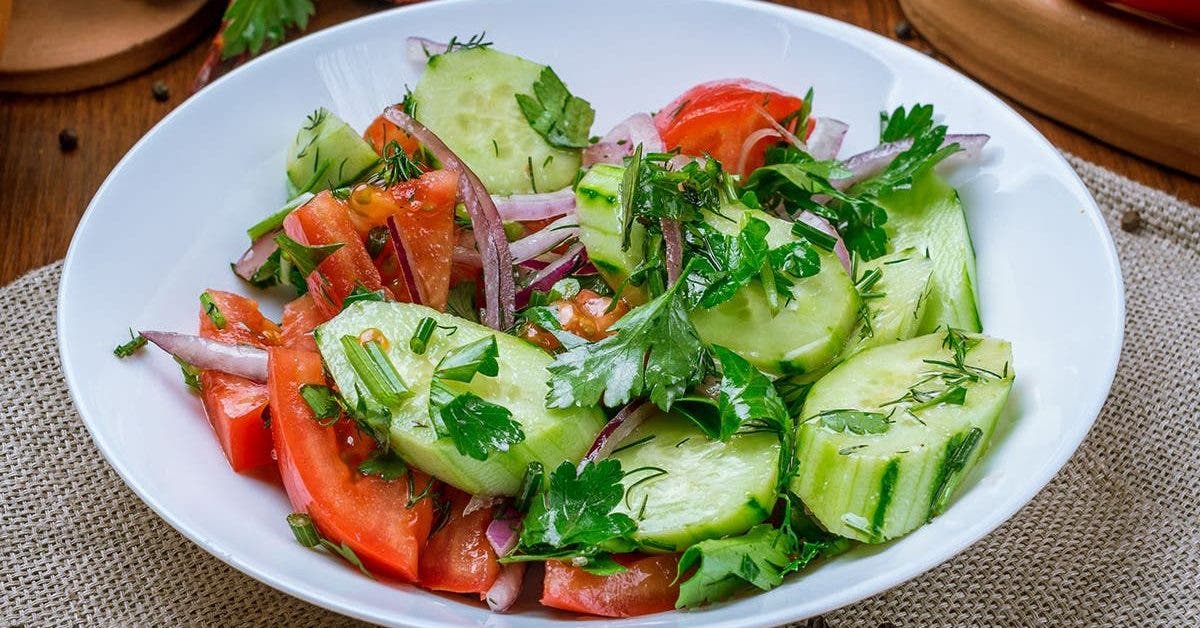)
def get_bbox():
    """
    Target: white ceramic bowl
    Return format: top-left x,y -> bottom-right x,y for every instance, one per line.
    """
58,0 -> 1124,625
